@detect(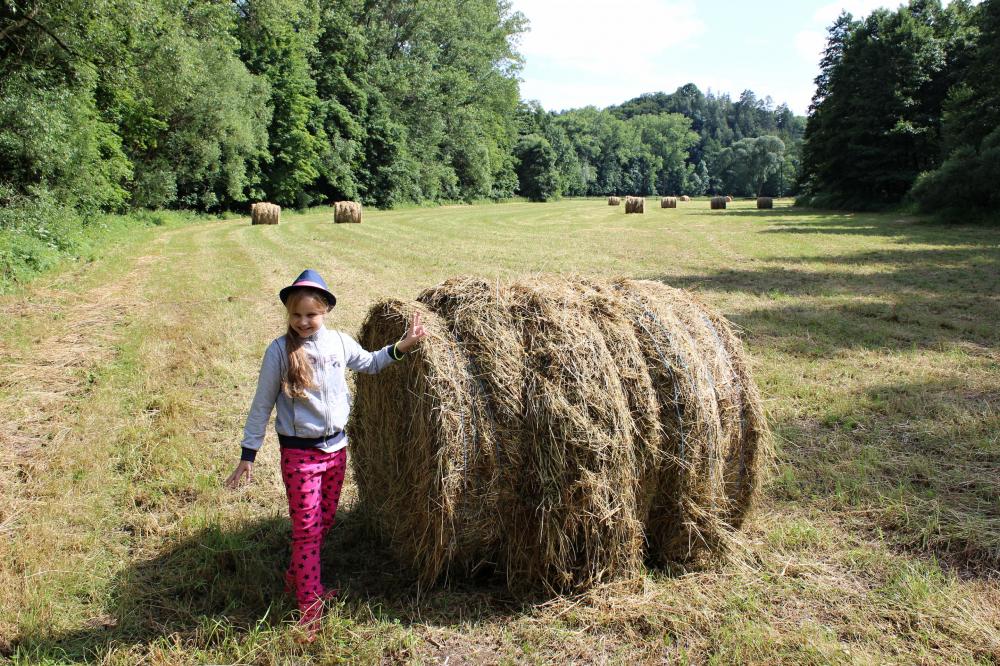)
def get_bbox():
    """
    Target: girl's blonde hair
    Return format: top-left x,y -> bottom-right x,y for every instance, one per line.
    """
282,289 -> 328,398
